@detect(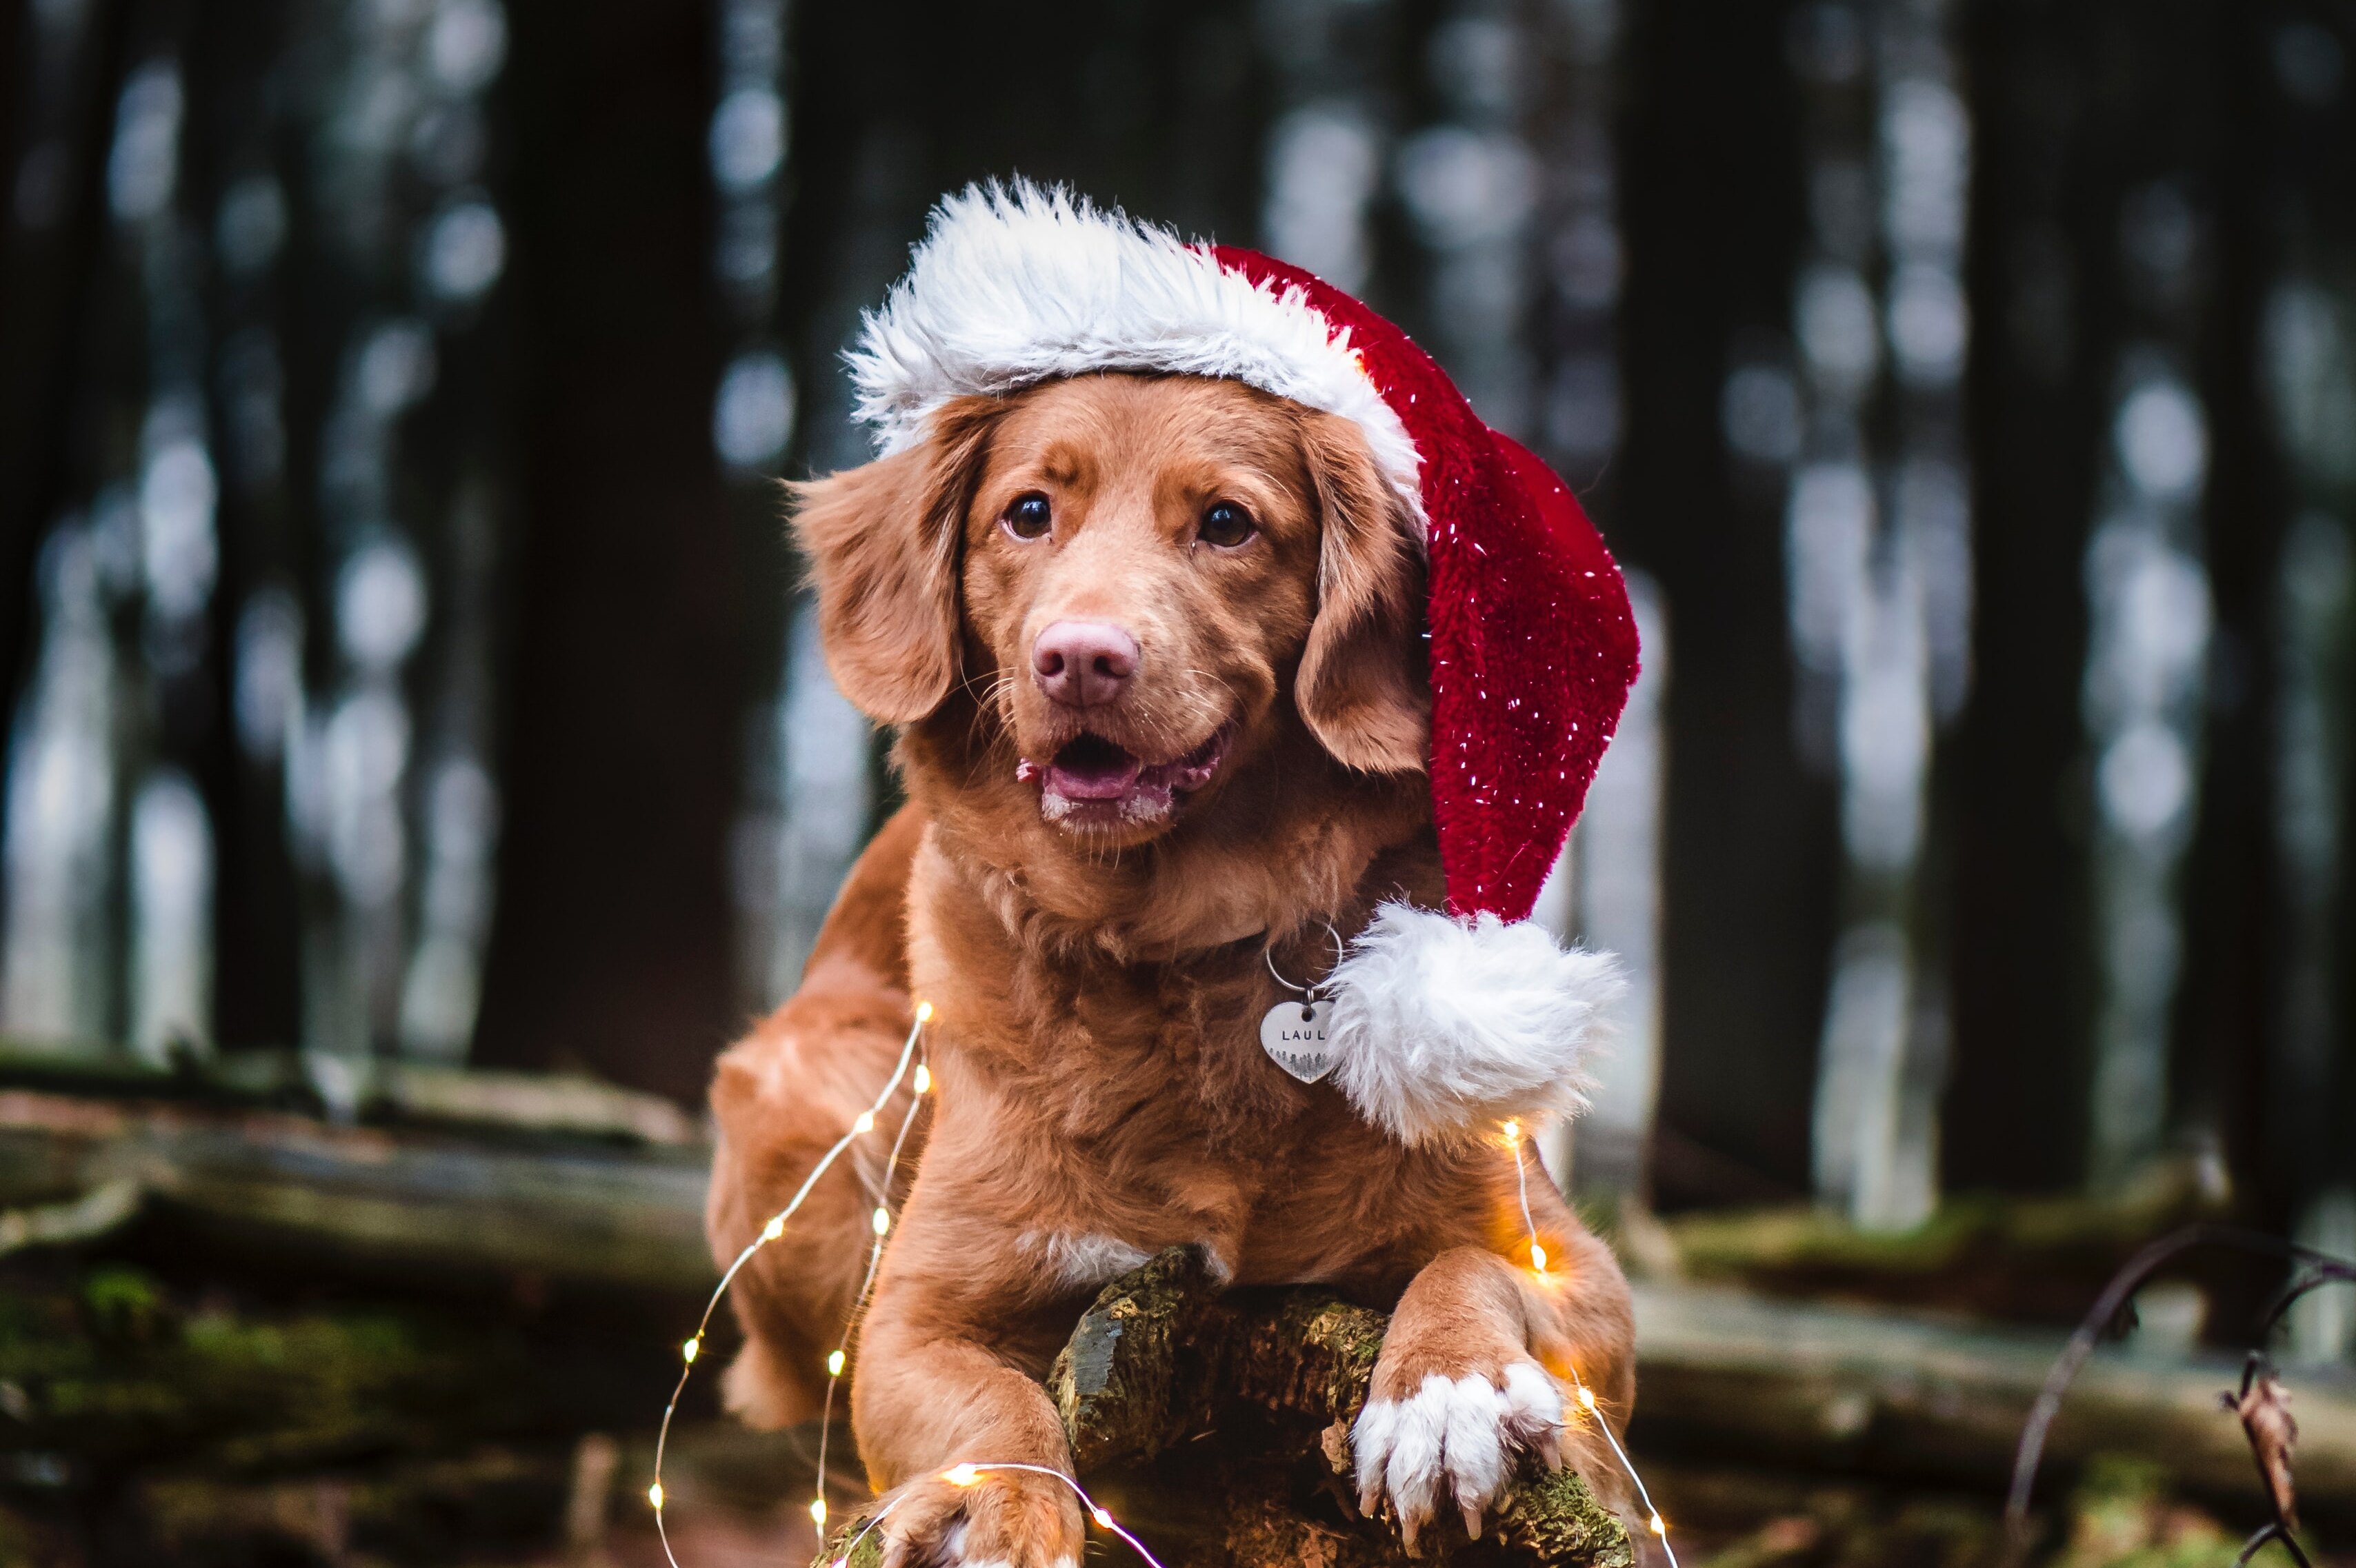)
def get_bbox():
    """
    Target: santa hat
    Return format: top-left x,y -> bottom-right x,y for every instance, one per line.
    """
850,182 -> 1638,1146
